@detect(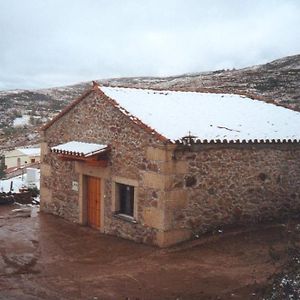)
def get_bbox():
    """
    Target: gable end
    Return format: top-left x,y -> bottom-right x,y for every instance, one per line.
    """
41,88 -> 95,132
